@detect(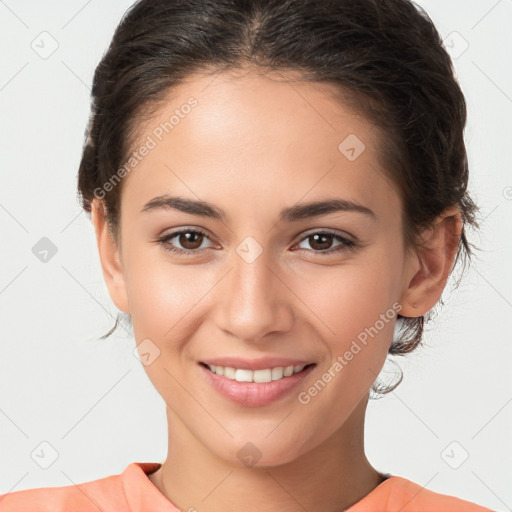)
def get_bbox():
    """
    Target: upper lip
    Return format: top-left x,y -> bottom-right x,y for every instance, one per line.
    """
200,357 -> 315,371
